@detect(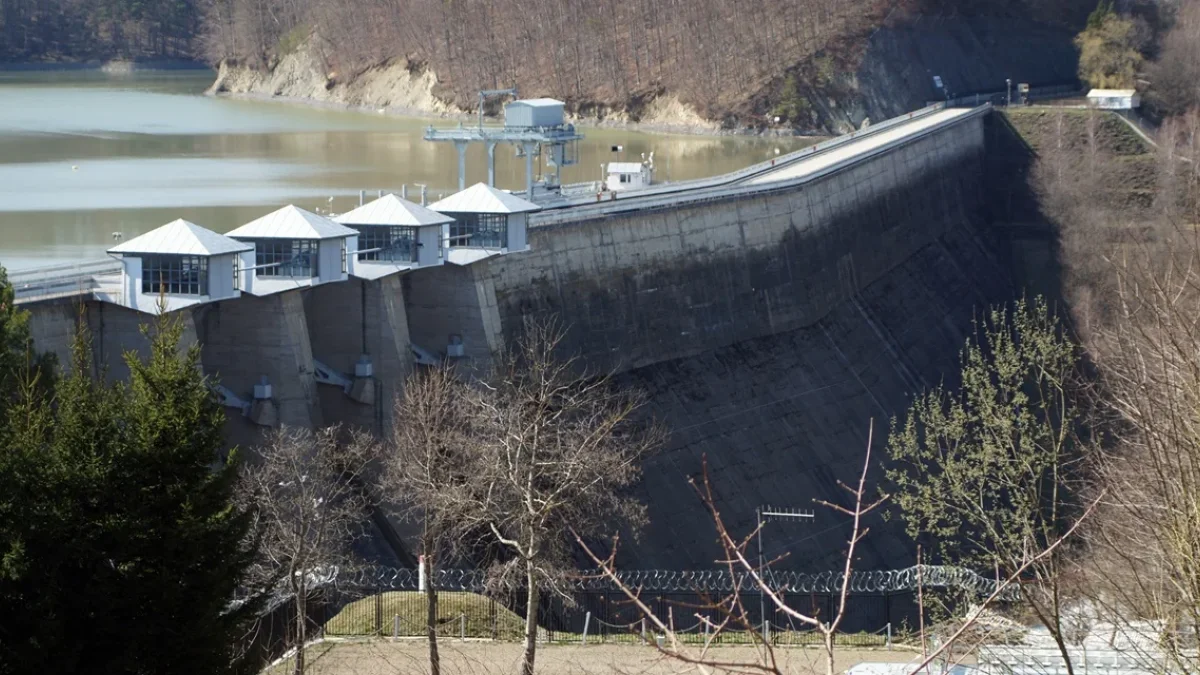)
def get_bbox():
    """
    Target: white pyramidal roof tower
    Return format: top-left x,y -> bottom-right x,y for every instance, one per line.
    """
105,219 -> 251,314
334,194 -> 454,279
109,218 -> 251,256
429,183 -> 540,215
335,193 -> 455,227
226,204 -> 359,296
428,183 -> 536,266
225,204 -> 359,240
